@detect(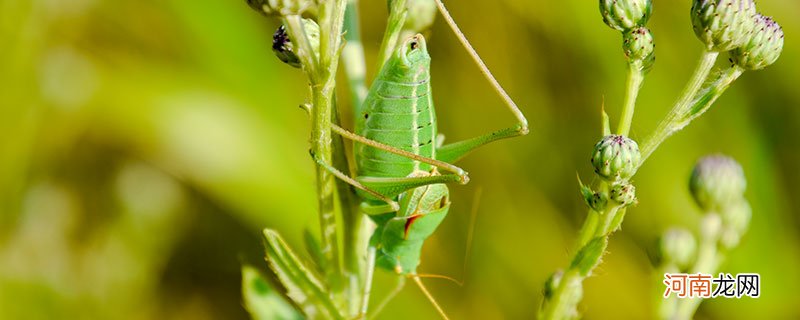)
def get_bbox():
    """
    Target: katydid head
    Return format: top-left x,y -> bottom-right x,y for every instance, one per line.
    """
381,34 -> 431,82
